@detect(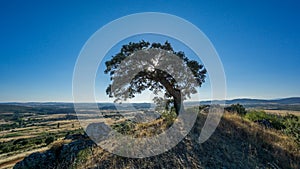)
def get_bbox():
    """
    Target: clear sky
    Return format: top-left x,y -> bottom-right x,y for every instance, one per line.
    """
0,0 -> 299,102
